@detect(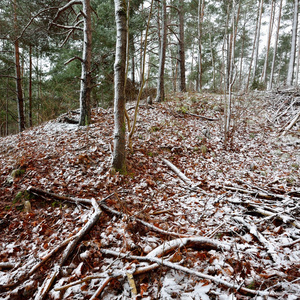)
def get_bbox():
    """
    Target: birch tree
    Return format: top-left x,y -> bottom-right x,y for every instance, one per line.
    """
112,0 -> 127,173
286,0 -> 299,86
